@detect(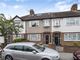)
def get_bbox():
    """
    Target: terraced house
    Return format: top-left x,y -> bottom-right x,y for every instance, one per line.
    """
13,4 -> 80,52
